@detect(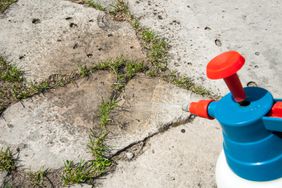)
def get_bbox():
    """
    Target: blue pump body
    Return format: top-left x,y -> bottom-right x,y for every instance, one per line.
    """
208,87 -> 282,181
